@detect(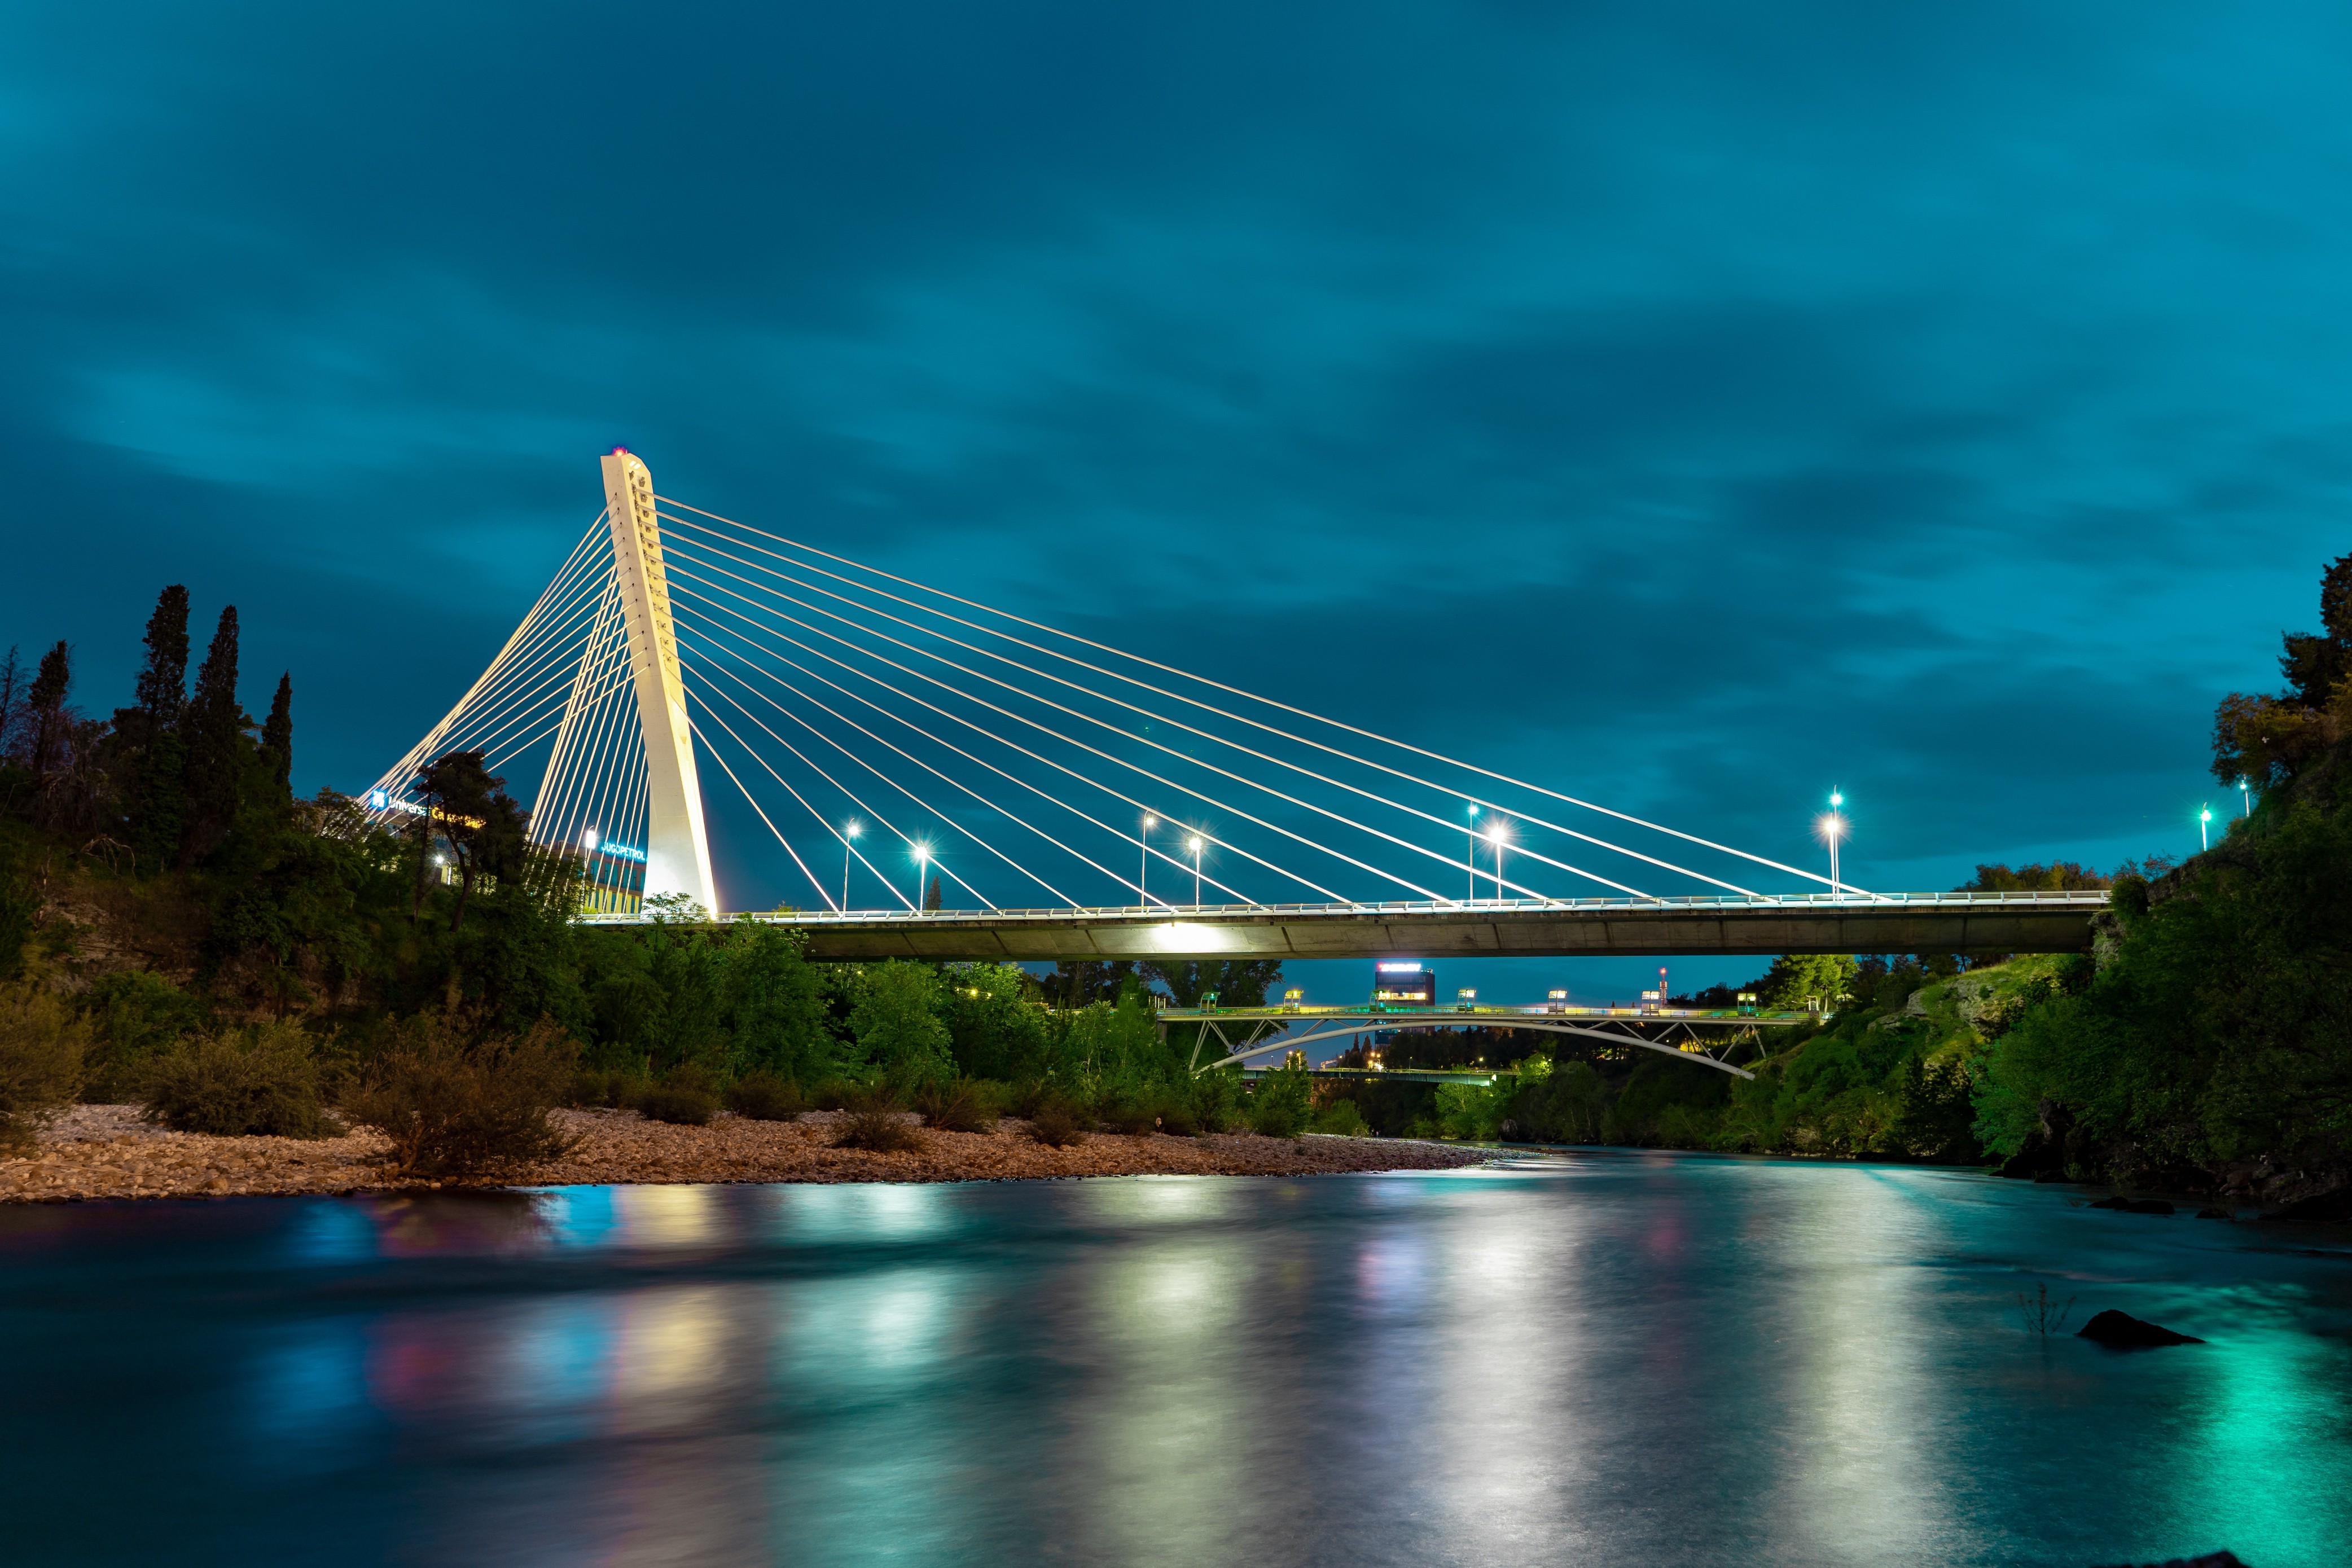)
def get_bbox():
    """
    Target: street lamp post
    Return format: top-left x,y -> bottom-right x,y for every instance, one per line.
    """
1140,813 -> 1156,909
1820,793 -> 1847,896
2200,807 -> 2212,851
2238,777 -> 2252,817
1188,835 -> 1204,907
1465,803 -> 1480,903
1486,821 -> 1510,902
912,844 -> 930,911
841,820 -> 860,913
